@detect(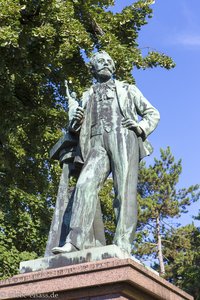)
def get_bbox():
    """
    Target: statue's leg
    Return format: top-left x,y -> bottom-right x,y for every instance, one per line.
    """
45,162 -> 70,256
66,145 -> 110,250
92,199 -> 106,247
109,128 -> 139,254
52,186 -> 106,254
59,172 -> 106,250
